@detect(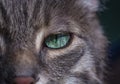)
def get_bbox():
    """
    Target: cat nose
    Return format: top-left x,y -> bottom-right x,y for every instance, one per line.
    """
13,77 -> 35,84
